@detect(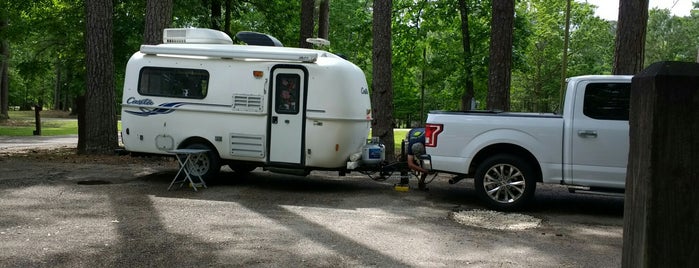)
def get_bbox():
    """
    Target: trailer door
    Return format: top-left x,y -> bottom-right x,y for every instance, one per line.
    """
269,67 -> 306,165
